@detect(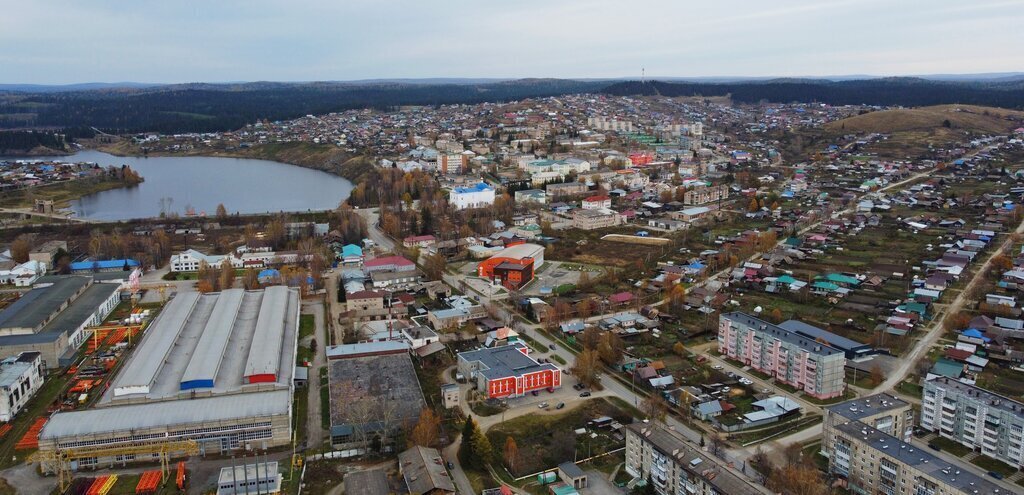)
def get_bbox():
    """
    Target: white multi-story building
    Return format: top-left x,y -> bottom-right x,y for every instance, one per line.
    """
450,182 -> 495,210
587,116 -> 634,133
169,249 -> 228,272
921,377 -> 1024,469
0,351 -> 44,422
